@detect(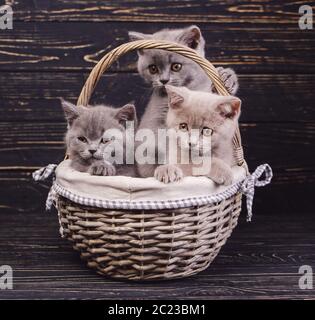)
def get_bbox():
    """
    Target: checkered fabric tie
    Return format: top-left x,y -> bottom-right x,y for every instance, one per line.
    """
241,164 -> 273,222
32,164 -> 57,182
32,164 -> 58,210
